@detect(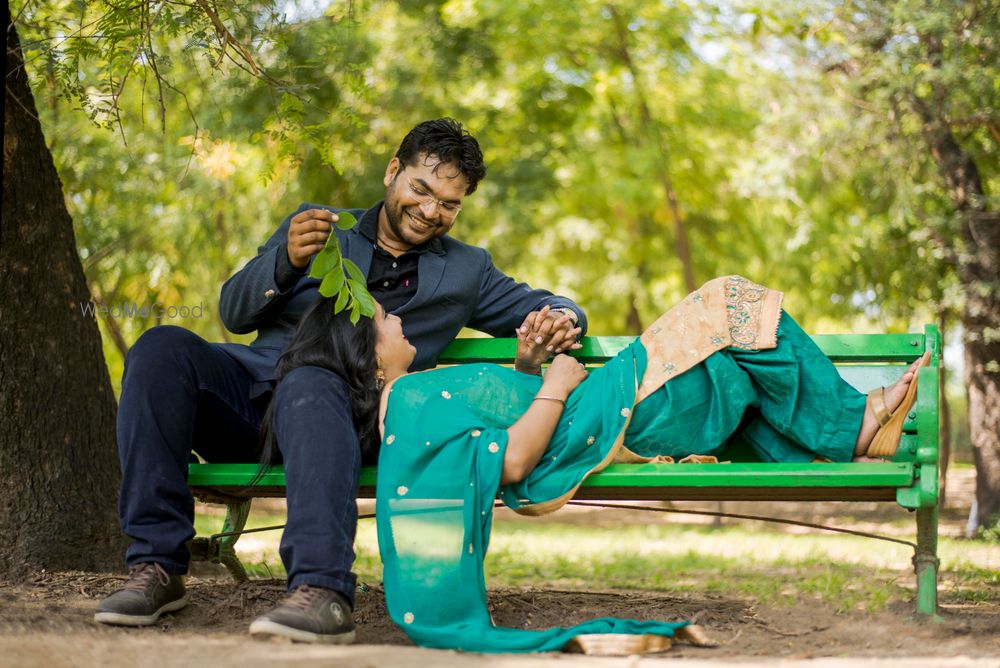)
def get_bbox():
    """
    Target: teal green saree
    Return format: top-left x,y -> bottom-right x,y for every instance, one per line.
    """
376,347 -> 694,652
375,276 -> 863,653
